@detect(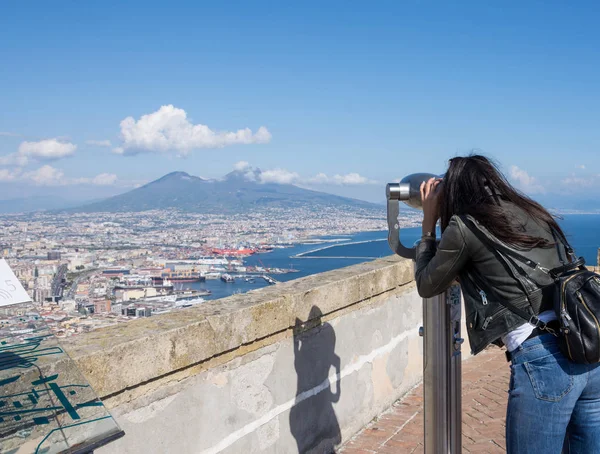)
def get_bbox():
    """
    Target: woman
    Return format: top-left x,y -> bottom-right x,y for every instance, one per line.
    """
415,155 -> 600,453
